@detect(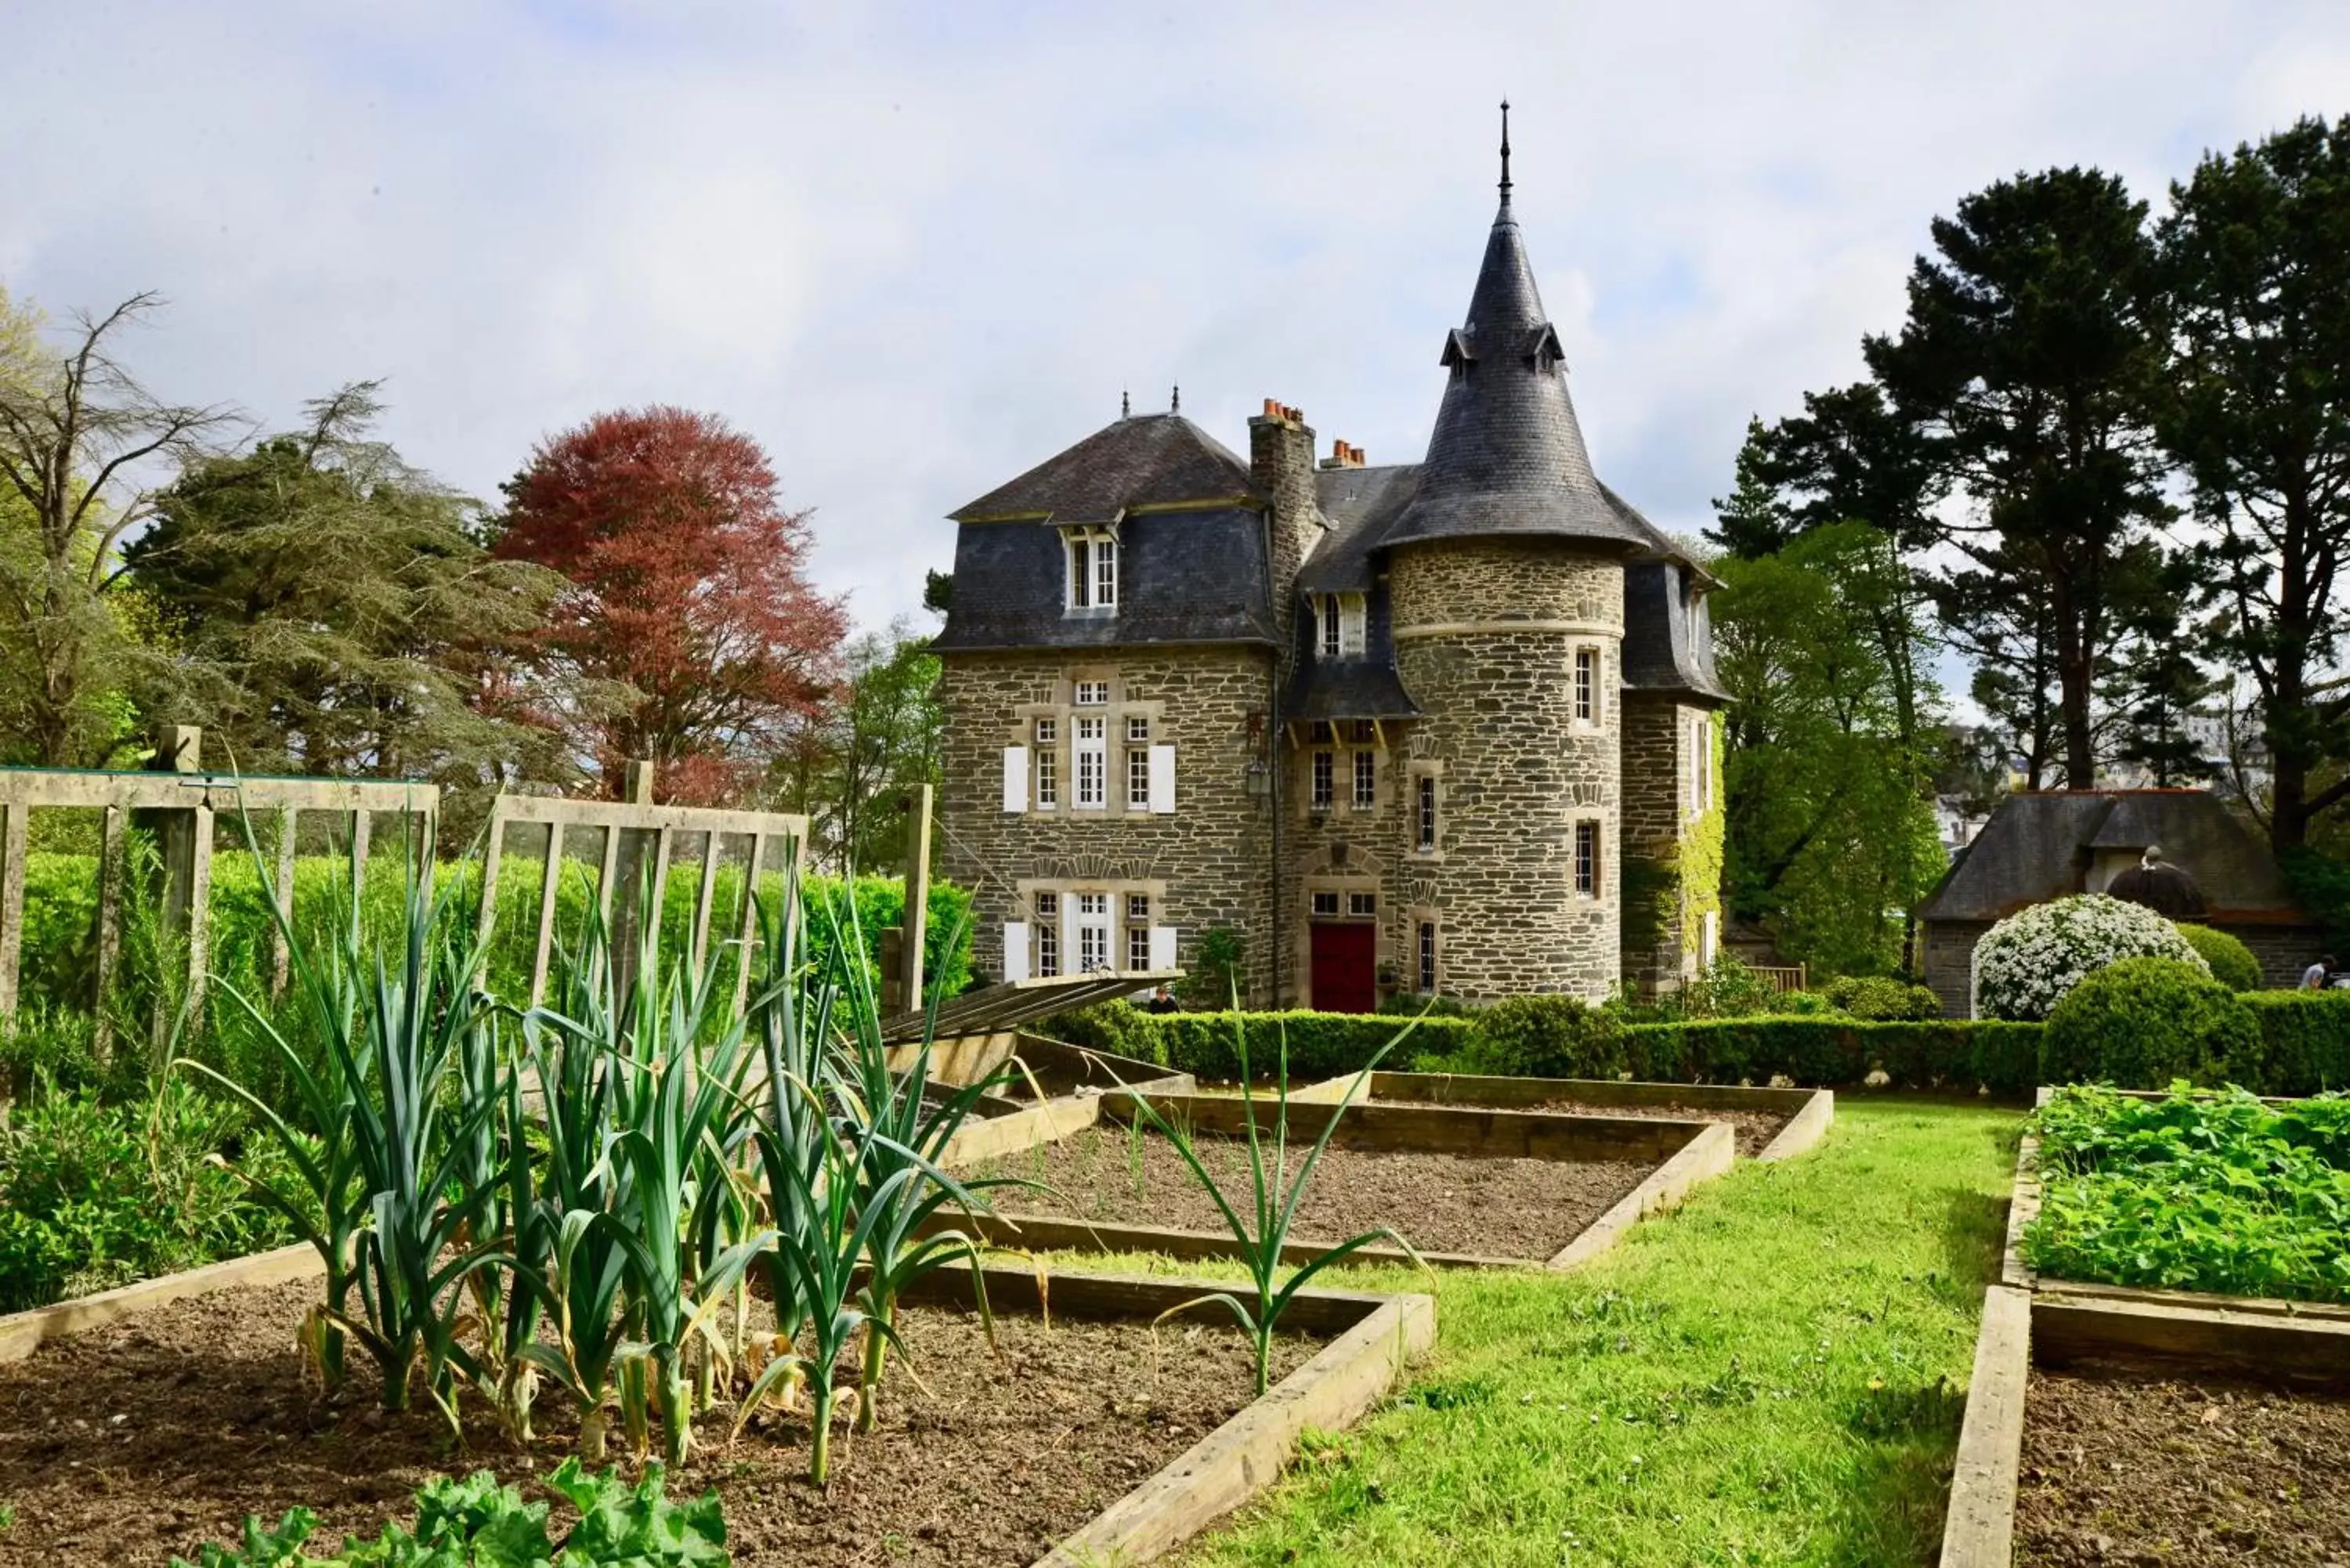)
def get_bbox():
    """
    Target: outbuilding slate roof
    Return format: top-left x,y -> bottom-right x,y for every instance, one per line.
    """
949,414 -> 1256,525
1918,790 -> 2308,926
